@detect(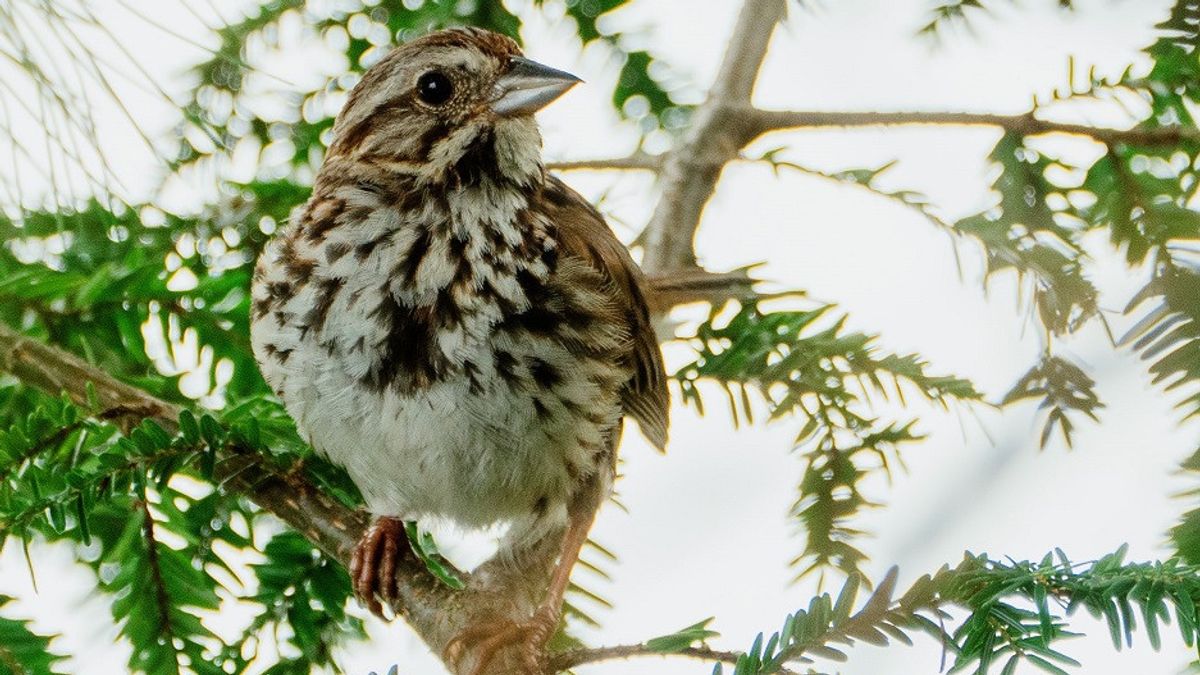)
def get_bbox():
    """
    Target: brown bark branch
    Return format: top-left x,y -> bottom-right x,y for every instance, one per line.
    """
741,107 -> 1200,145
0,322 -> 549,675
546,152 -> 662,172
637,99 -> 1198,274
645,268 -> 760,313
547,643 -> 801,675
546,108 -> 1196,181
548,110 -> 1197,180
640,0 -> 788,274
